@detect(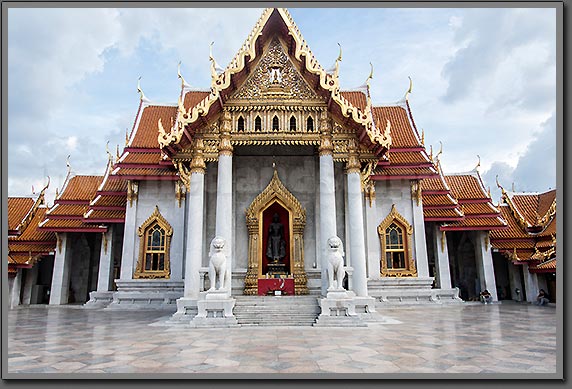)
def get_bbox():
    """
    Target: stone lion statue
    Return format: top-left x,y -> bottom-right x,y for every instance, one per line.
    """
208,236 -> 229,291
326,236 -> 346,291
